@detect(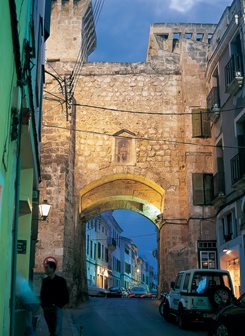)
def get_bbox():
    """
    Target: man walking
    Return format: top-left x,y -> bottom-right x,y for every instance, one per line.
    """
40,261 -> 69,336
